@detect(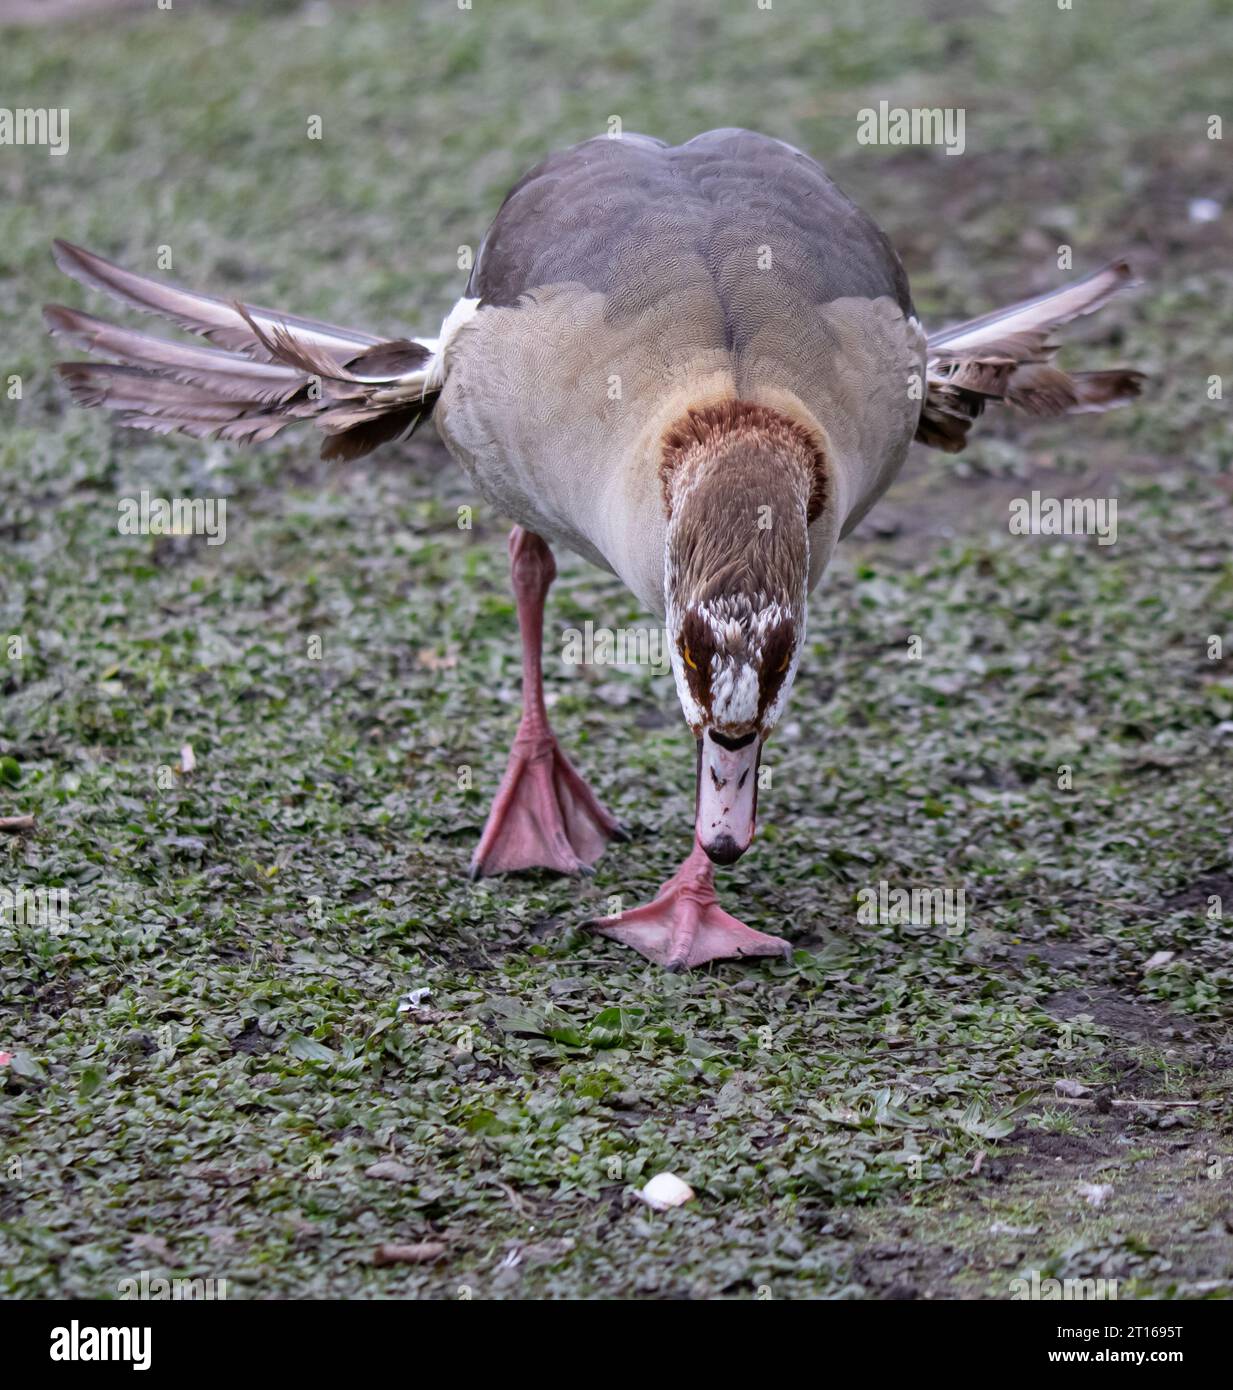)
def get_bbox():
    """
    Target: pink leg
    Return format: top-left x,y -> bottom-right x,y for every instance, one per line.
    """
470,526 -> 625,879
588,836 -> 792,971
